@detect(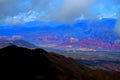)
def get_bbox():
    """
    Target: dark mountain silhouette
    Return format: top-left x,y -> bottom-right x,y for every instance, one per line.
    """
0,39 -> 37,49
0,46 -> 120,80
